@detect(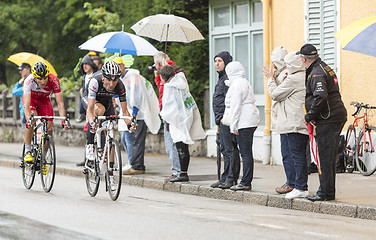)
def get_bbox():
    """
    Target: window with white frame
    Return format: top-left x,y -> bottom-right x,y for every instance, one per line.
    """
305,0 -> 337,71
209,0 -> 264,128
